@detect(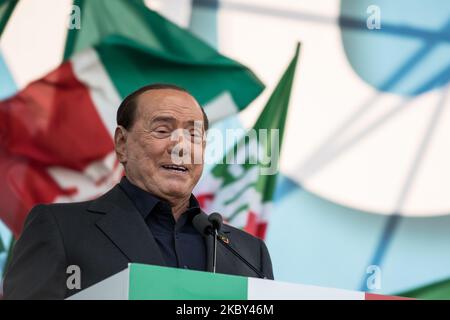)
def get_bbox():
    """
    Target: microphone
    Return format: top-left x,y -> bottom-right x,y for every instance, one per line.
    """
192,212 -> 213,236
193,213 -> 219,273
193,212 -> 266,279
208,212 -> 222,232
